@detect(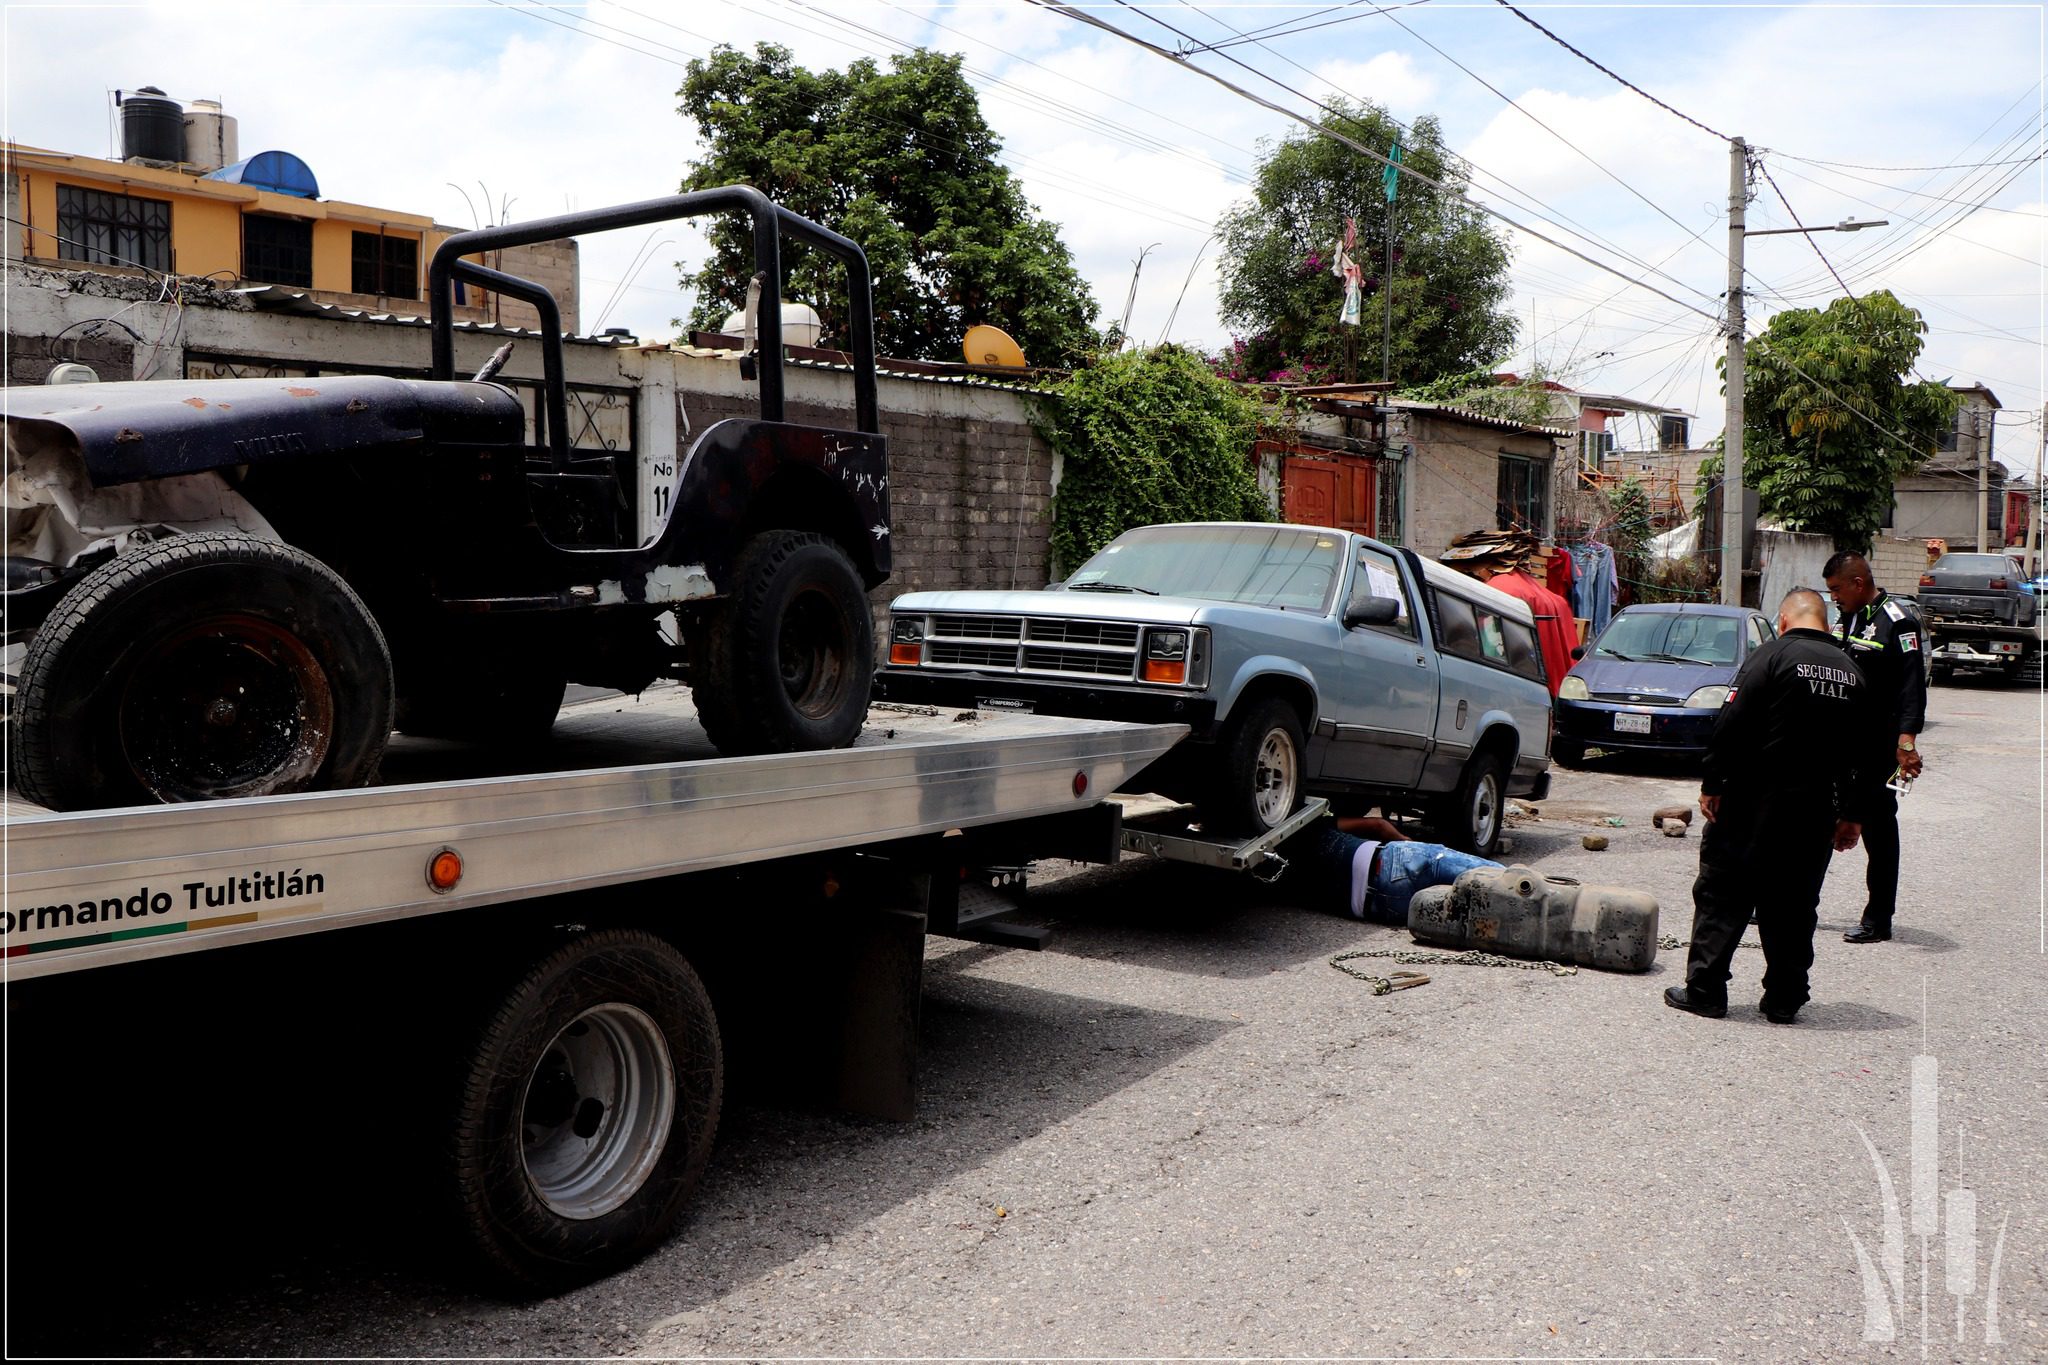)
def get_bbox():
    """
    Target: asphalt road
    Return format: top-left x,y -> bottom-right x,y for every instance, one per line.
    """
8,677 -> 2043,1361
